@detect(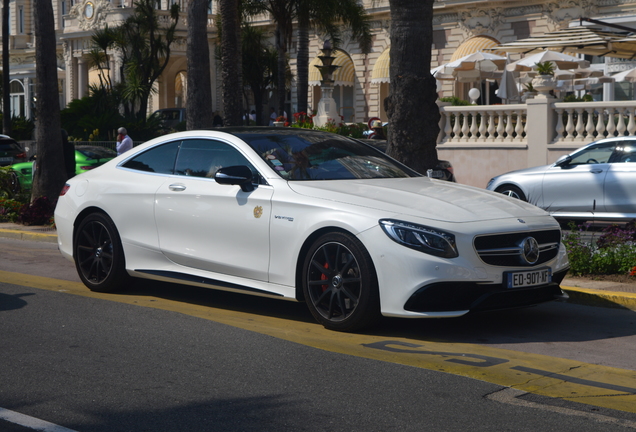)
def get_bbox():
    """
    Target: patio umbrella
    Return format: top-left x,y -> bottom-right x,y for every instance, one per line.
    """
506,51 -> 590,72
439,51 -> 506,81
612,68 -> 636,83
497,55 -> 519,103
